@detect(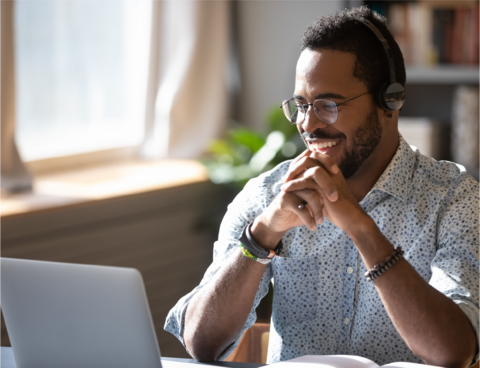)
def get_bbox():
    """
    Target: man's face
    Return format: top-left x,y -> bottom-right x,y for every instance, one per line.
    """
294,49 -> 384,180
